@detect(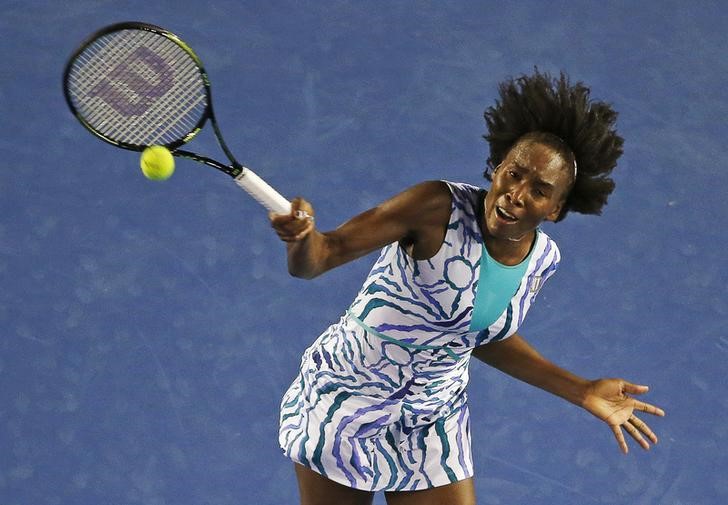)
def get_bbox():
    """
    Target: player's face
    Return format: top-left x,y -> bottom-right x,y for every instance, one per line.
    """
484,140 -> 572,241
